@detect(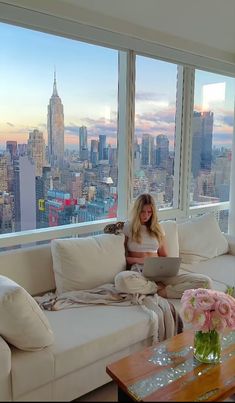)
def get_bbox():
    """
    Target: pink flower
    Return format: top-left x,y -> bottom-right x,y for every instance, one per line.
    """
194,294 -> 215,311
192,309 -> 207,330
181,305 -> 194,323
181,289 -> 195,305
214,298 -> 232,319
180,288 -> 235,333
210,311 -> 227,332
